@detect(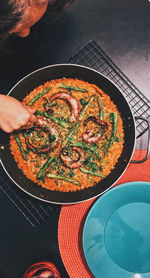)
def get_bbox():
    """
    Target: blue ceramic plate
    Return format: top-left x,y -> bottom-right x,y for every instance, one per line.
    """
82,182 -> 150,278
